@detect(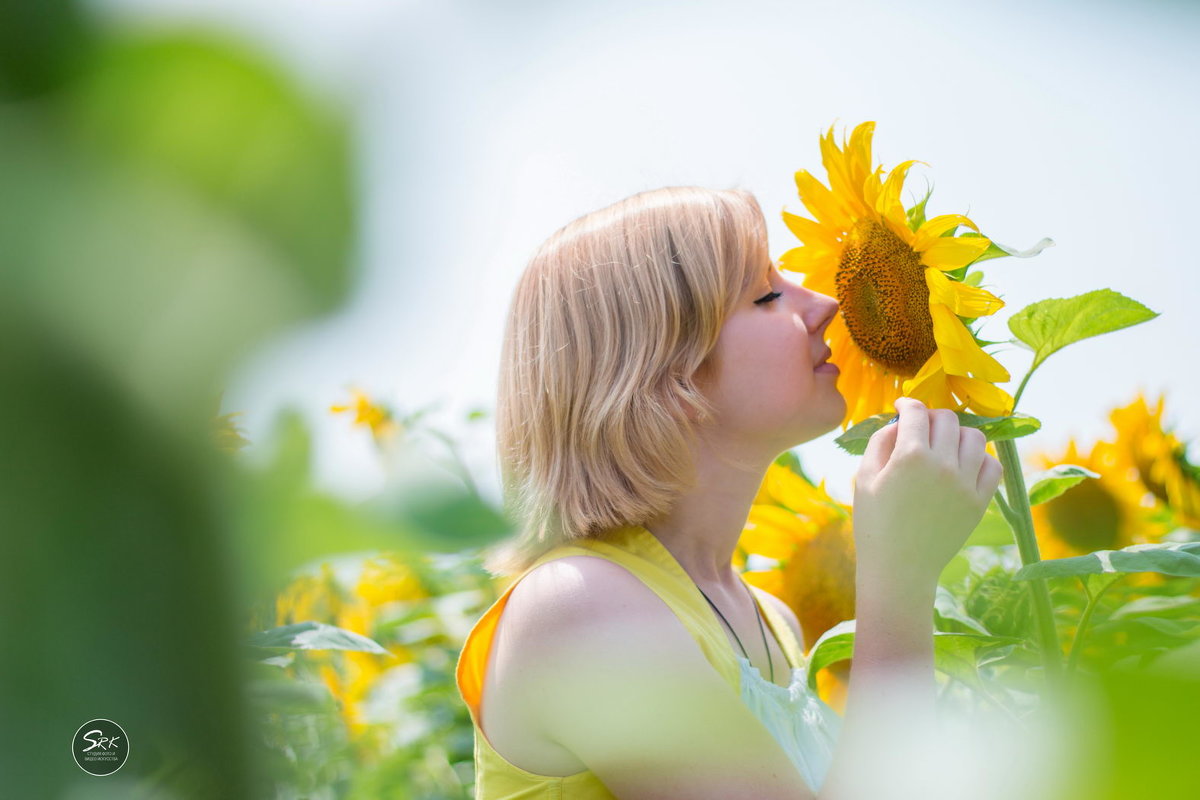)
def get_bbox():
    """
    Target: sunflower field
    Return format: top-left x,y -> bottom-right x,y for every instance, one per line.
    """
4,3 -> 1199,799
